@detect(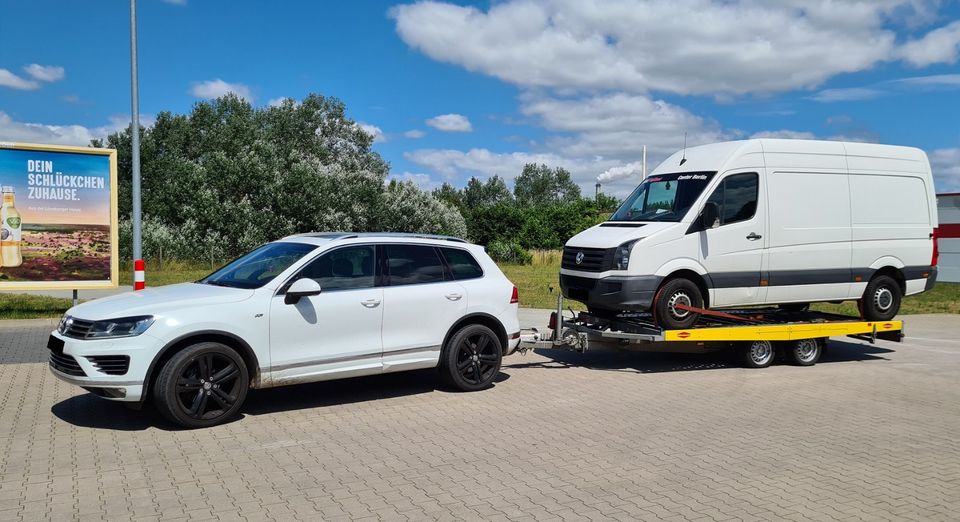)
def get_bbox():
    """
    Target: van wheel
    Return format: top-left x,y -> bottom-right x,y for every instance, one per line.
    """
153,342 -> 249,429
740,340 -> 775,368
654,278 -> 703,330
786,338 -> 822,366
441,324 -> 502,392
861,275 -> 901,321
